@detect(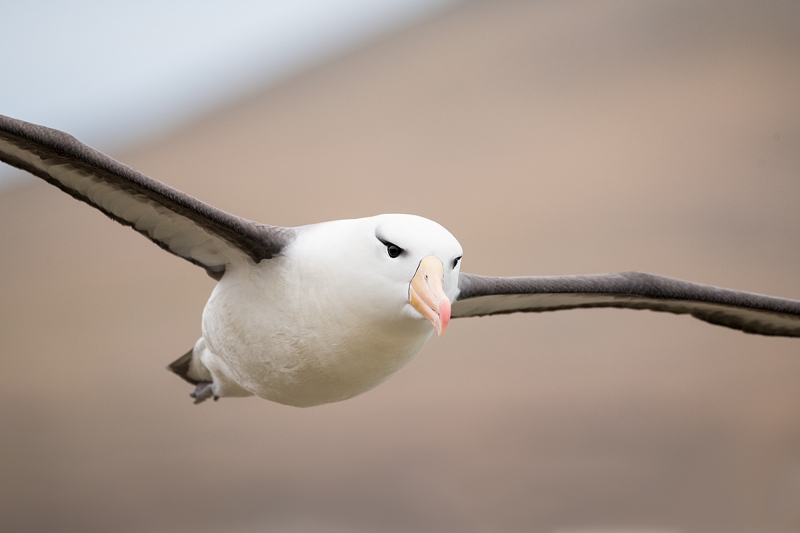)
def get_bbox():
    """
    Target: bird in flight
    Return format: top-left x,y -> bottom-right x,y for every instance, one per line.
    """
2,114 -> 799,407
